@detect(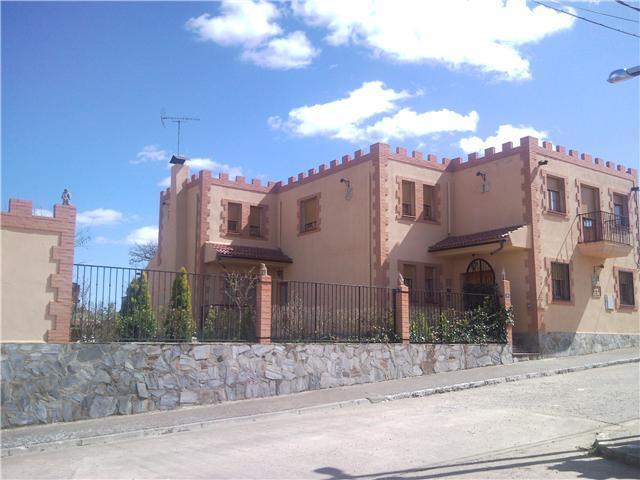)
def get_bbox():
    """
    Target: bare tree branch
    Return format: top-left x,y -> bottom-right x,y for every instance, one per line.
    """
129,241 -> 158,266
